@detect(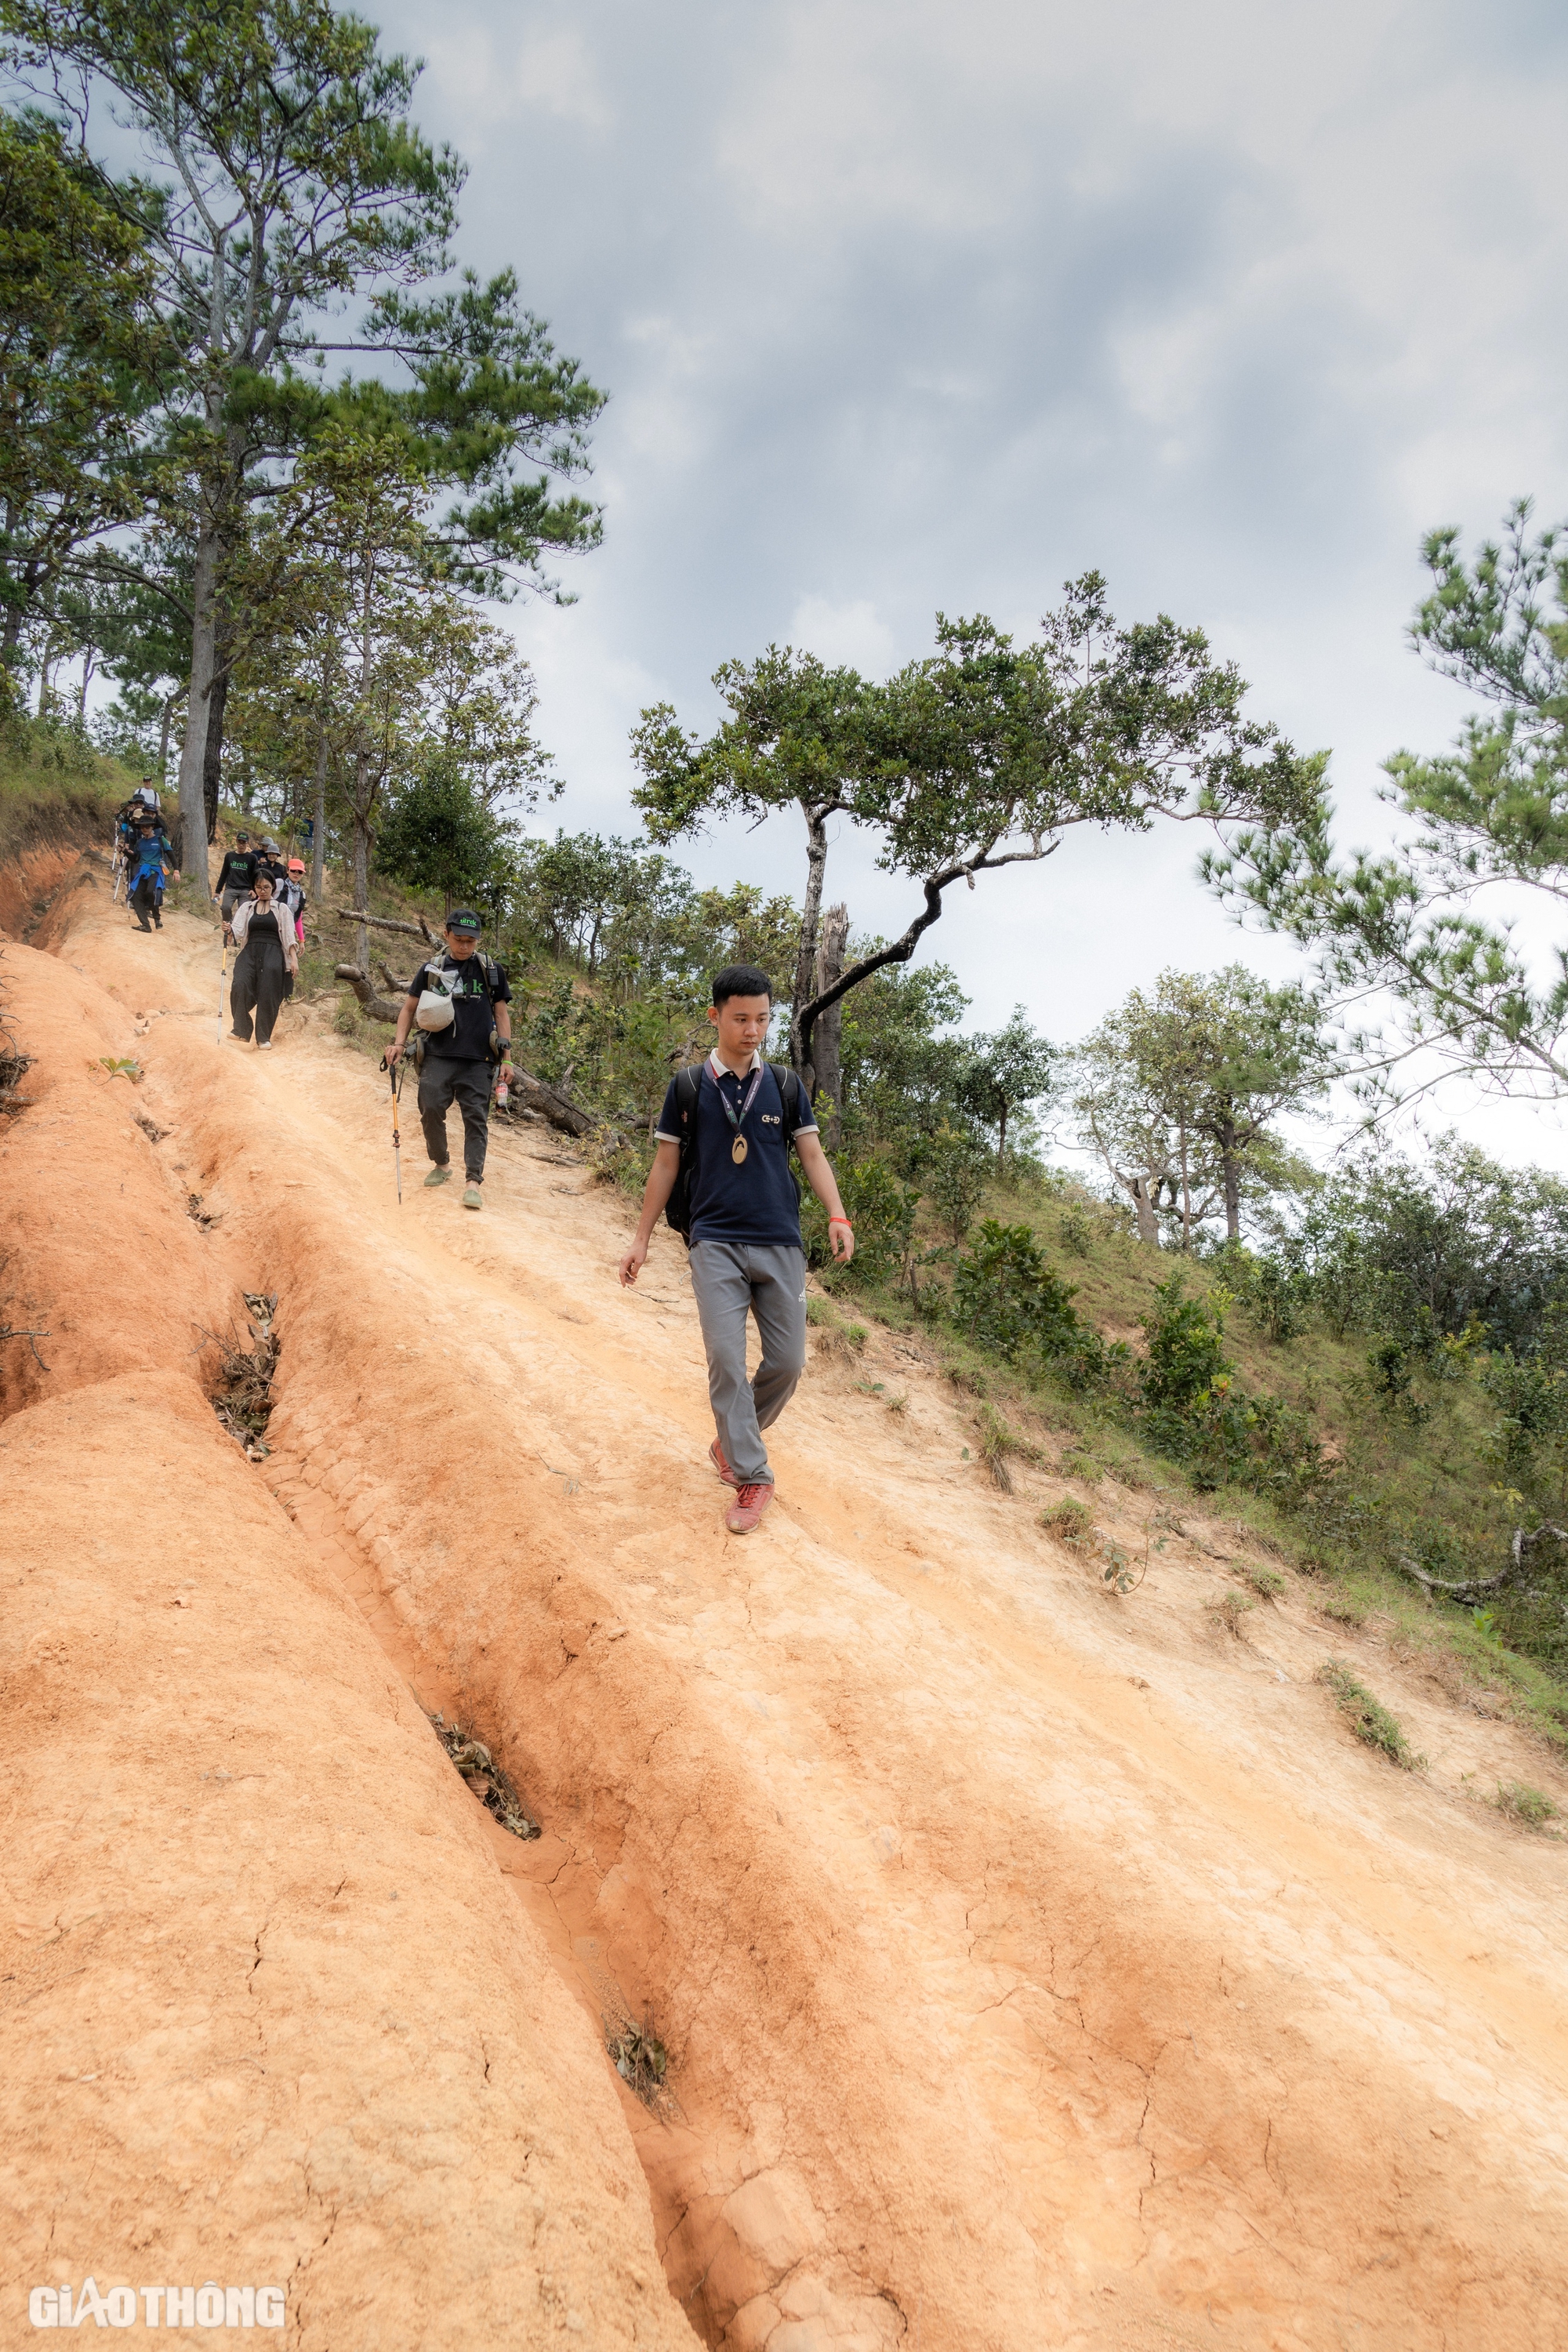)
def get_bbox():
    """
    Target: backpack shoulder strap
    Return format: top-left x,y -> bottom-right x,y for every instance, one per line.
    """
673,1059 -> 703,1142
770,1063 -> 811,1135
